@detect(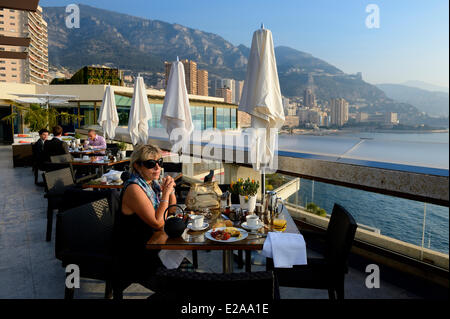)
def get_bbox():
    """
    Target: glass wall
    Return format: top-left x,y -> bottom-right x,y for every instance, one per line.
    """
217,107 -> 232,130
55,105 -> 77,132
76,95 -> 238,130
80,102 -> 95,126
117,107 -> 129,126
231,108 -> 237,129
285,177 -> 449,255
192,106 -> 205,130
206,107 -> 214,129
115,95 -> 131,126
149,103 -> 163,128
